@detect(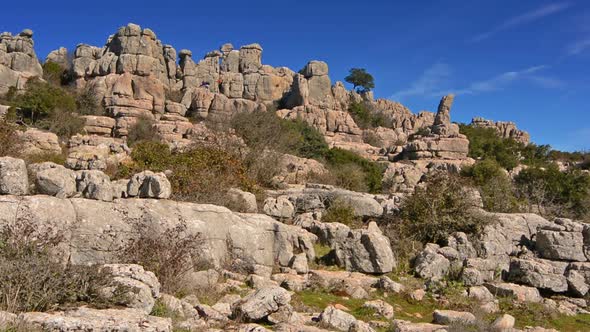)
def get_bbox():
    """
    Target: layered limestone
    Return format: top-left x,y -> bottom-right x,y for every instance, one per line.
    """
471,116 -> 530,145
0,29 -> 43,94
